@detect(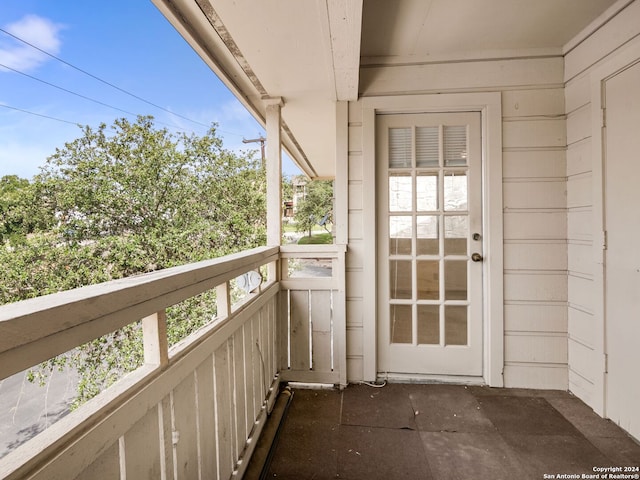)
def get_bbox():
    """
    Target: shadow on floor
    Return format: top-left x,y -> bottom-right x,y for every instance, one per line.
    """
266,383 -> 640,479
